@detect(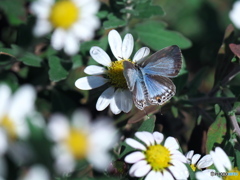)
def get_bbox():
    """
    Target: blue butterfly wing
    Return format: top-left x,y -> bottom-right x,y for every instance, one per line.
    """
139,45 -> 182,77
142,74 -> 176,105
123,61 -> 148,110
